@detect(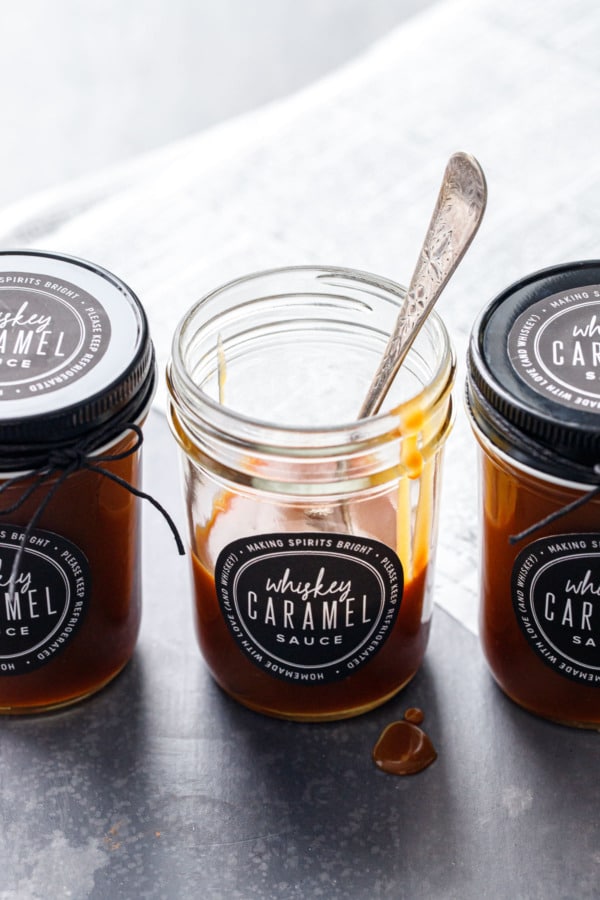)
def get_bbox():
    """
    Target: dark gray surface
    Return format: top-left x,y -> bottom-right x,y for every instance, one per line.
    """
1,409 -> 599,900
